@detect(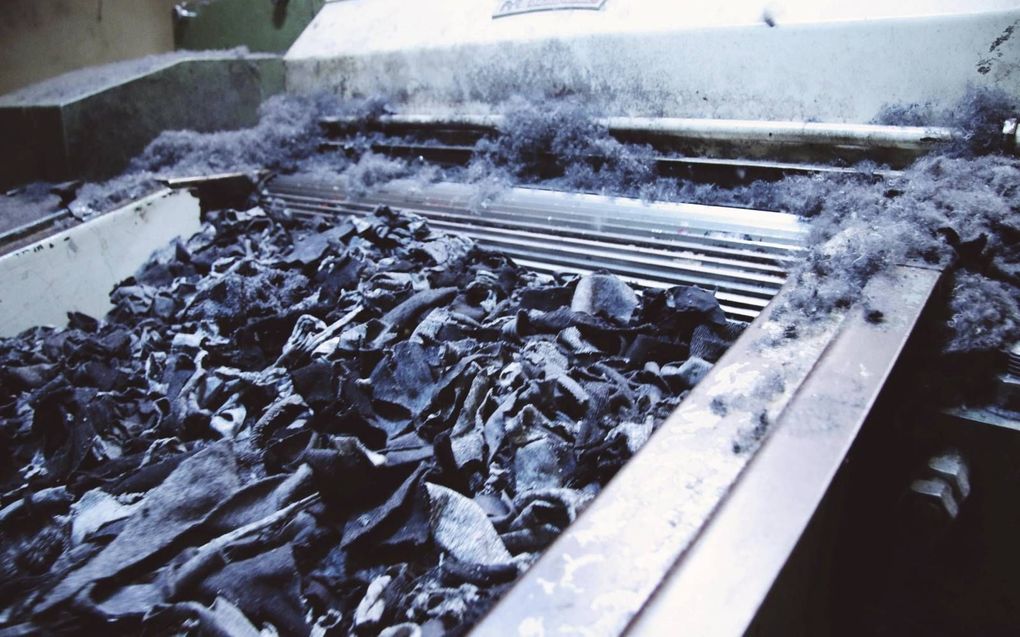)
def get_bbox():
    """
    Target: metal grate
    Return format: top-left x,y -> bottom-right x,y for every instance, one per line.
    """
264,175 -> 808,320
